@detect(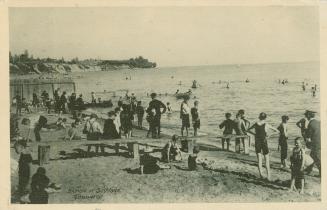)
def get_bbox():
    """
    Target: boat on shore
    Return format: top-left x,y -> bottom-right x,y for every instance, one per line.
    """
174,92 -> 191,99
